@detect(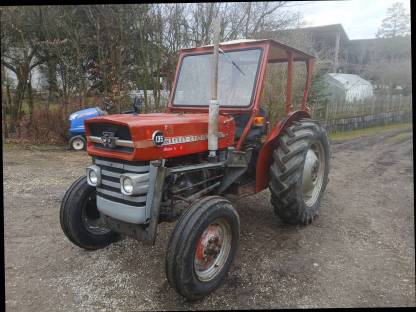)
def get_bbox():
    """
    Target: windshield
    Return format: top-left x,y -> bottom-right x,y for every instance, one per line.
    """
173,48 -> 262,107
